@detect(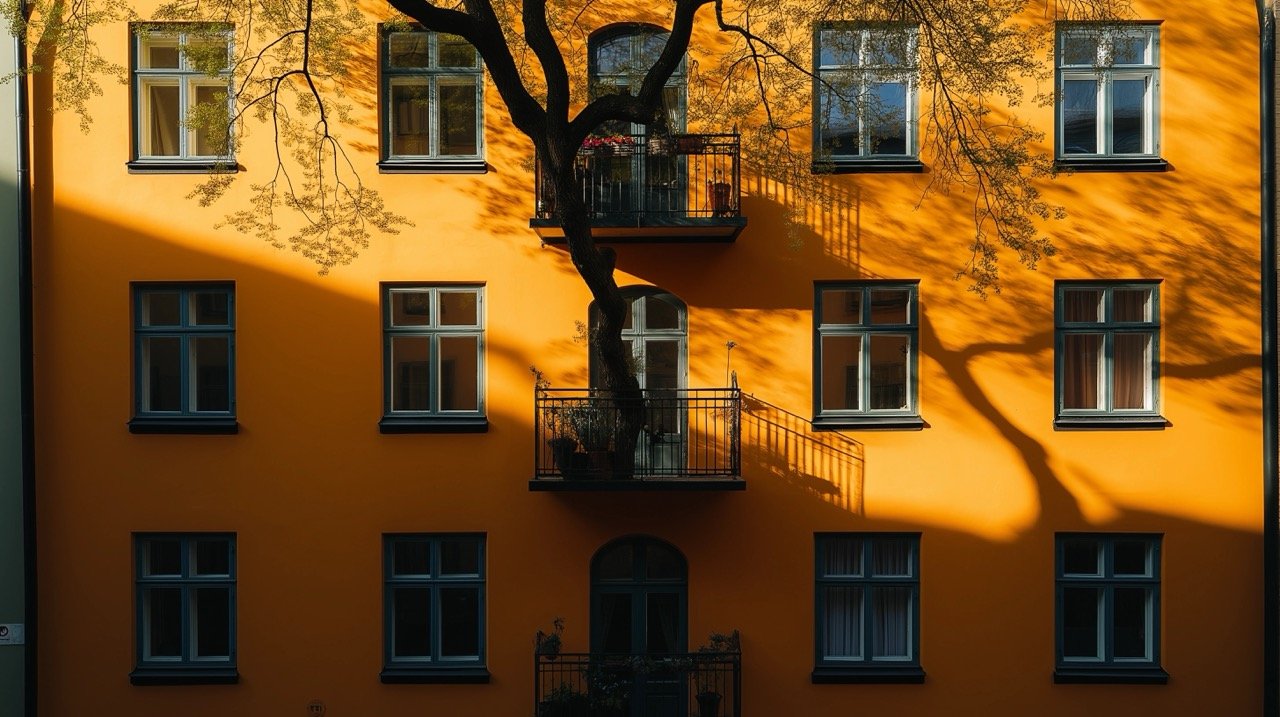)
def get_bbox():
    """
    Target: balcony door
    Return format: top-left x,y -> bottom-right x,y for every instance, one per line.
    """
589,25 -> 687,216
591,287 -> 688,474
591,536 -> 688,717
